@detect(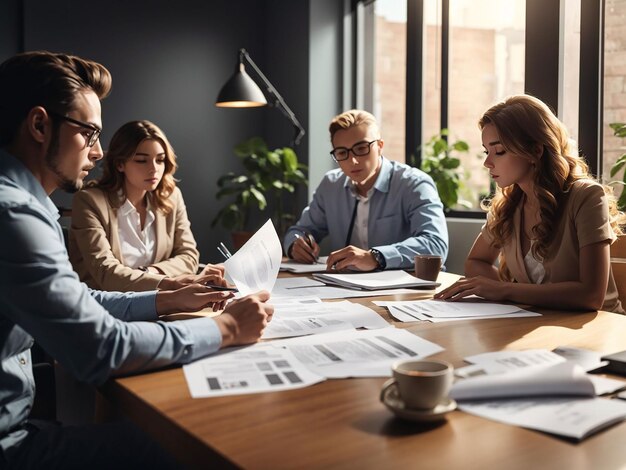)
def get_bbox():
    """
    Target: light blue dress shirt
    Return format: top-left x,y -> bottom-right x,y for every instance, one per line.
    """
284,157 -> 449,269
0,151 -> 222,454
